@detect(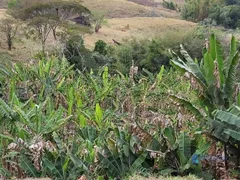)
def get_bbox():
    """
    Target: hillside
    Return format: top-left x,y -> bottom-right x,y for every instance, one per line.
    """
0,0 -> 196,60
82,0 -> 195,48
82,0 -> 180,18
0,0 -> 197,61
84,17 -> 195,48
